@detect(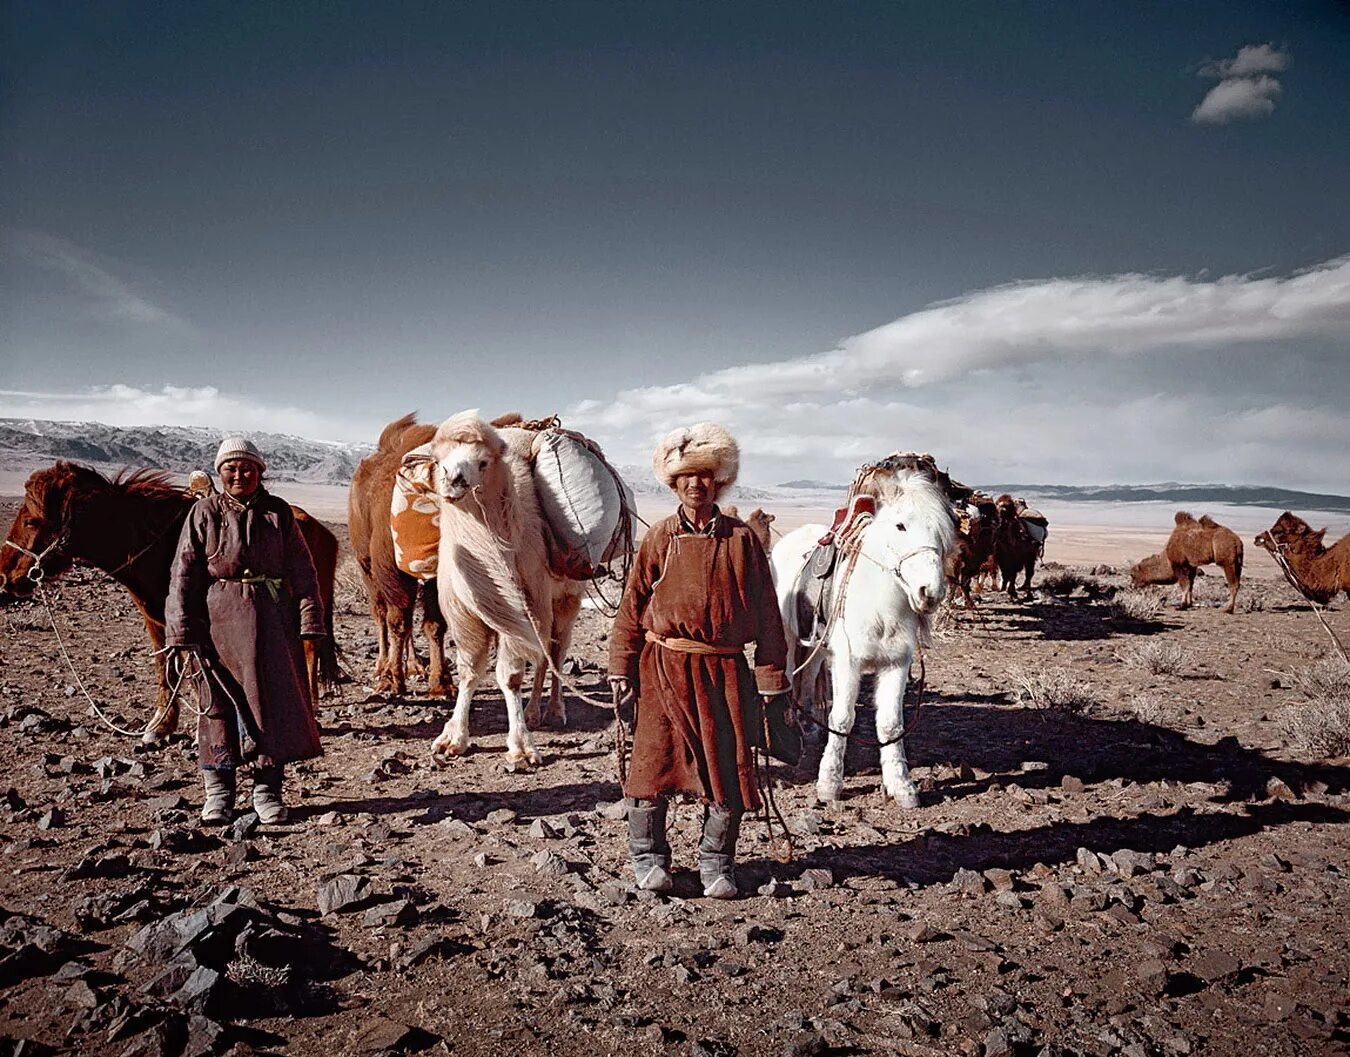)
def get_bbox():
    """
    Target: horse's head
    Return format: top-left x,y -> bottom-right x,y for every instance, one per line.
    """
430,411 -> 507,501
861,471 -> 956,615
0,463 -> 92,601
